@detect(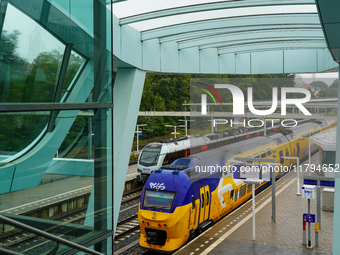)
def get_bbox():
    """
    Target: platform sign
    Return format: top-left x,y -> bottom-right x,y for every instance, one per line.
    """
233,165 -> 262,180
232,164 -> 272,181
303,213 -> 315,223
304,179 -> 335,187
302,185 -> 316,199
